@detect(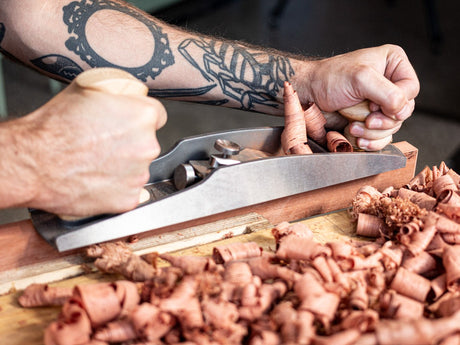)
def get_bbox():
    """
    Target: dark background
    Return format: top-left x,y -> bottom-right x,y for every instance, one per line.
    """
155,0 -> 459,118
